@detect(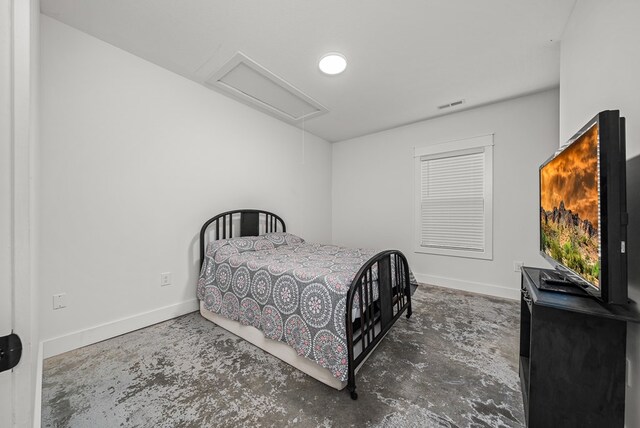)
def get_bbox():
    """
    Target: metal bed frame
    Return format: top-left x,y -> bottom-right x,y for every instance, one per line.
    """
199,209 -> 412,400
